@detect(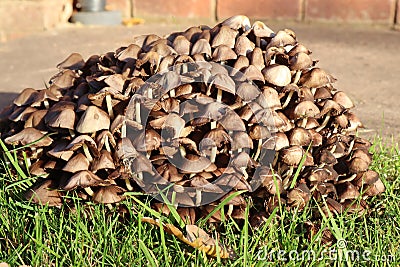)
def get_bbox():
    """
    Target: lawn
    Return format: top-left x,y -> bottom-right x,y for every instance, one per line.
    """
0,136 -> 399,266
